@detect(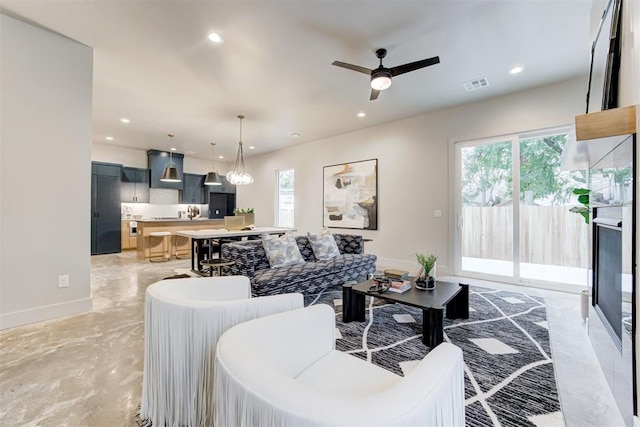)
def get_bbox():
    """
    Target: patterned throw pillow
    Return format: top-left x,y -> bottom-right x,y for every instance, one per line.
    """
261,233 -> 305,268
307,229 -> 341,260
